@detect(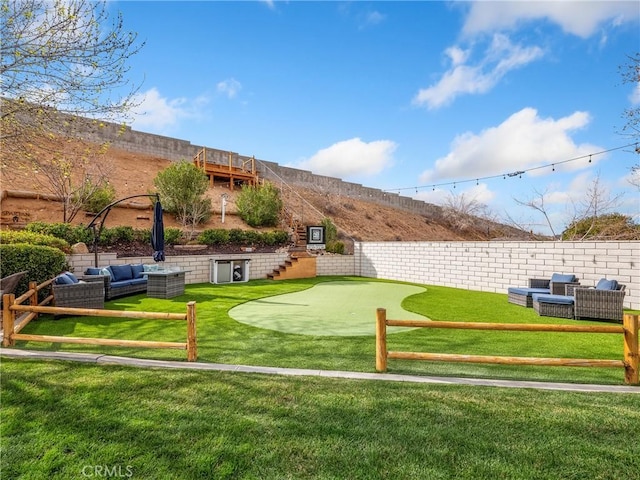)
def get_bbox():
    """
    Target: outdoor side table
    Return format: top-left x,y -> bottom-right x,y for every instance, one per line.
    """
145,270 -> 191,299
